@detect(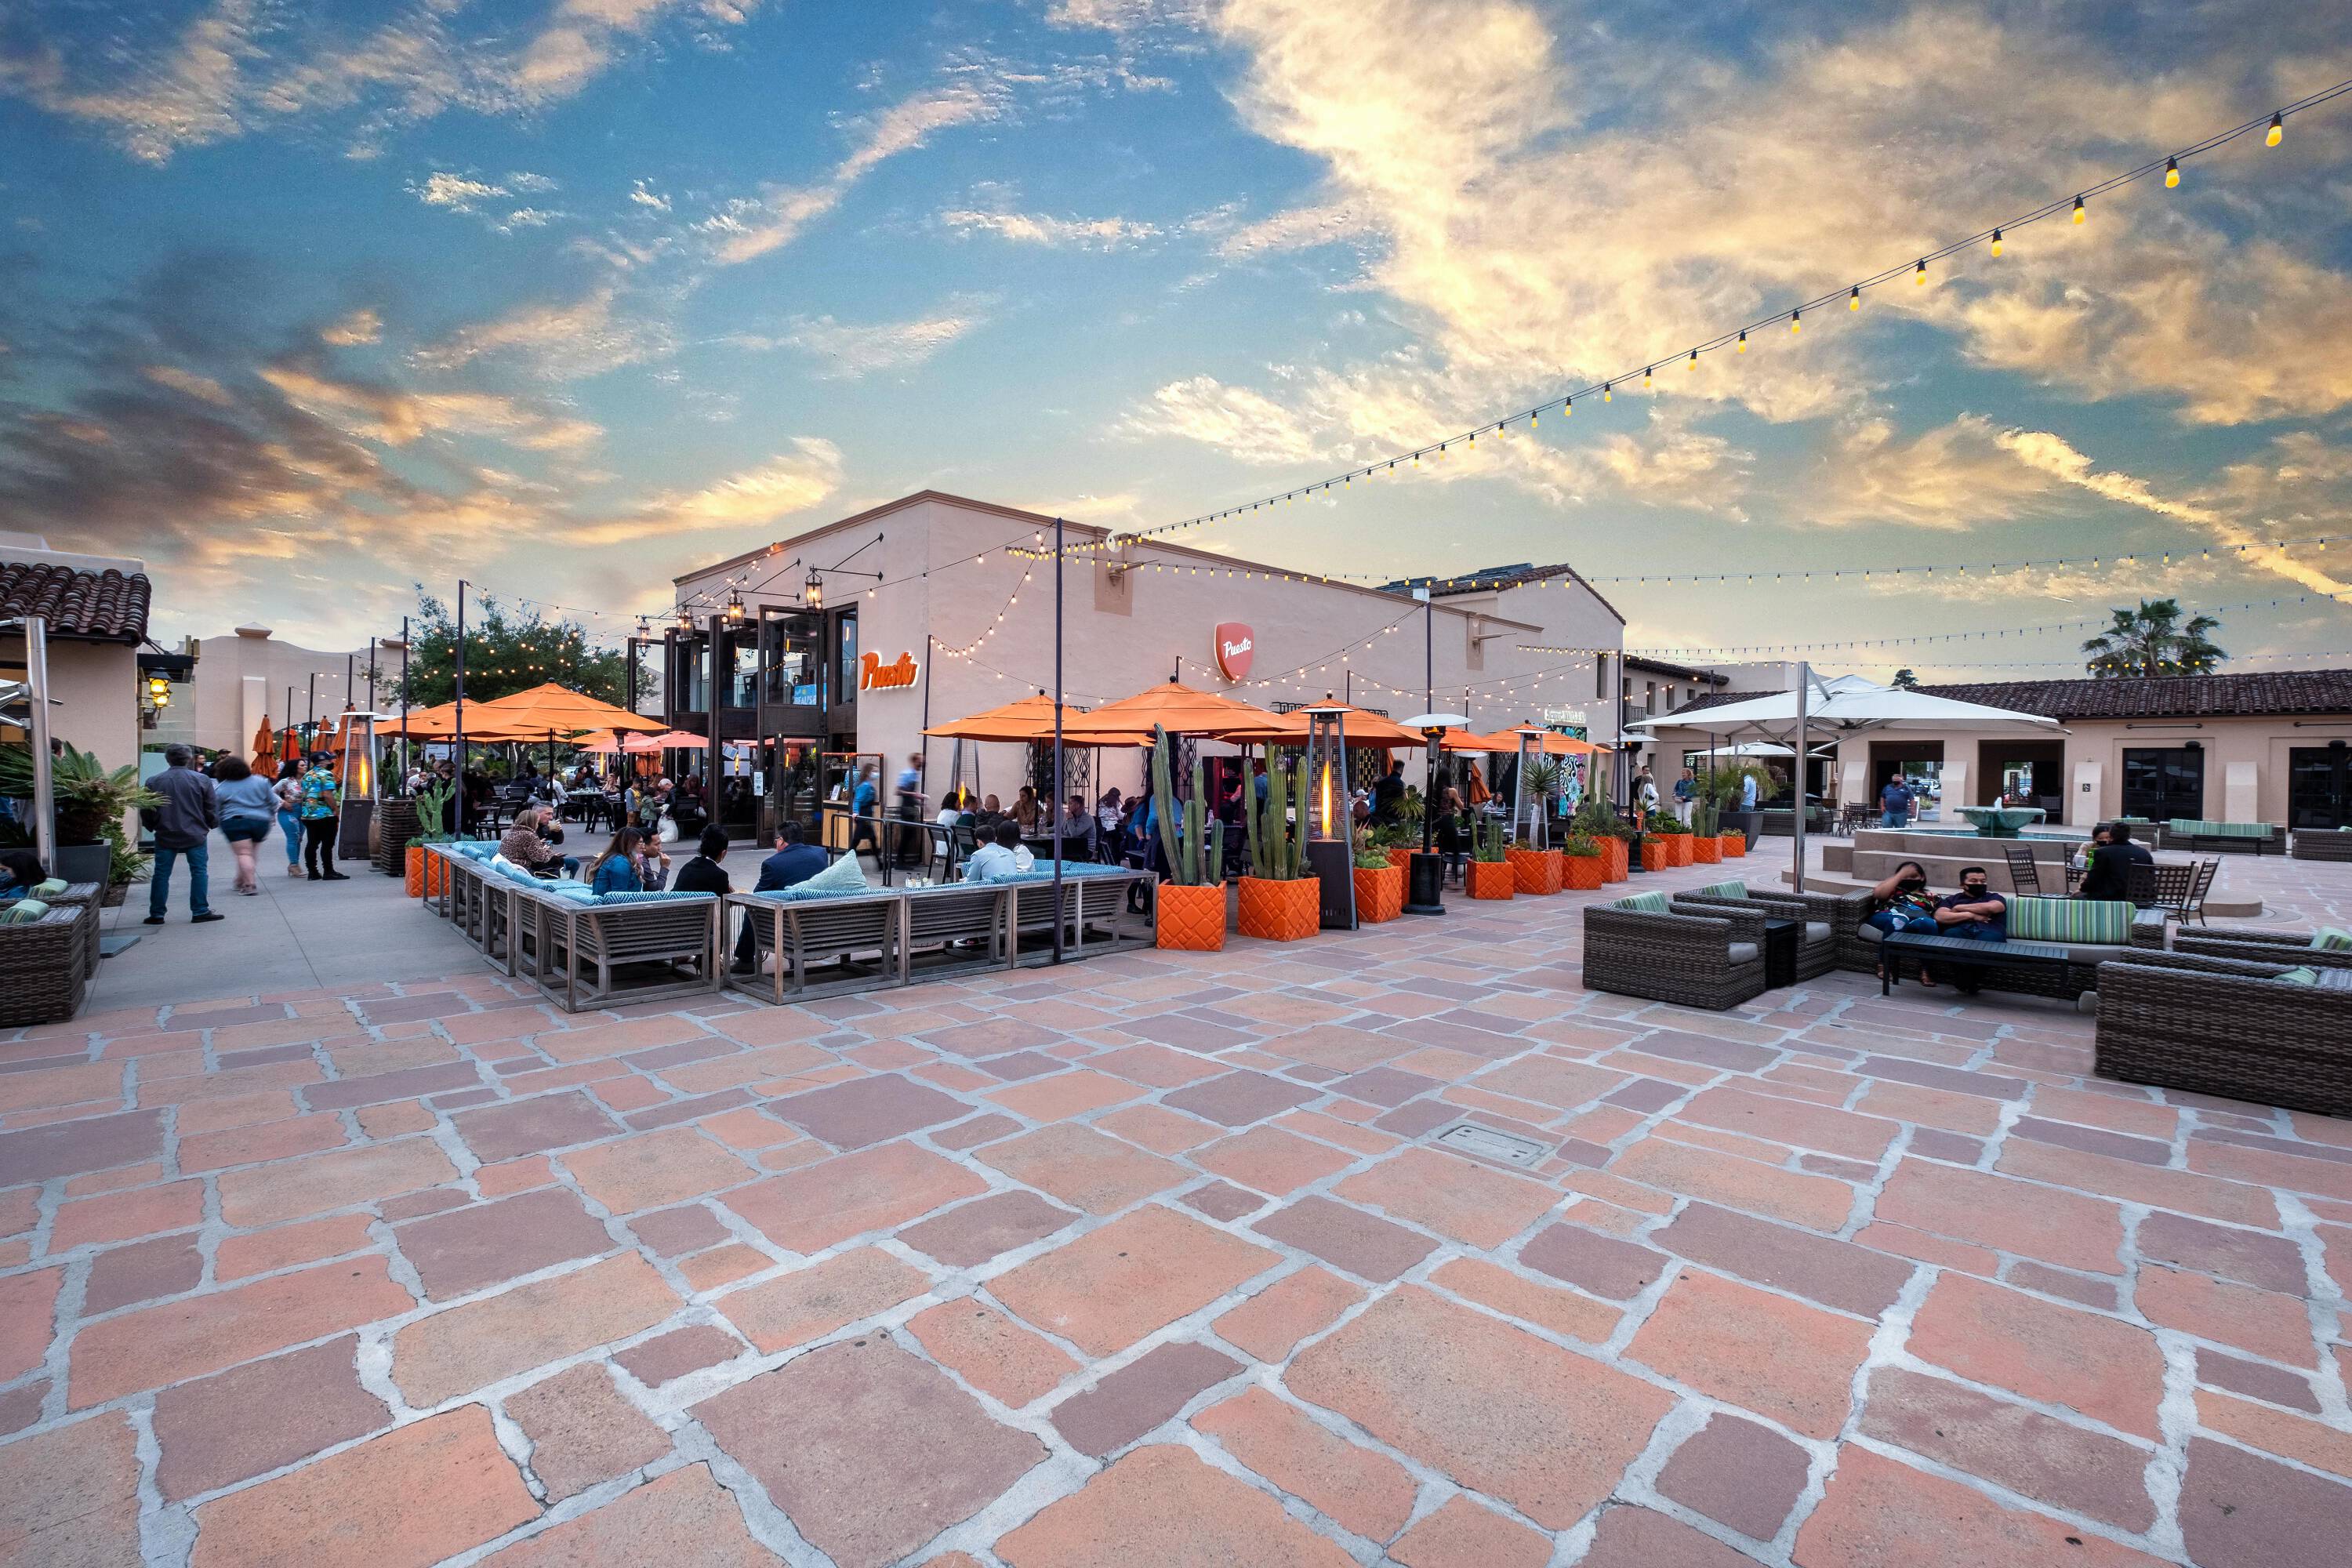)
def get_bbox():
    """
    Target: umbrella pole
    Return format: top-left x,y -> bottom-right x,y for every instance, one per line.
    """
1051,516 -> 1065,965
1793,662 -> 1809,896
